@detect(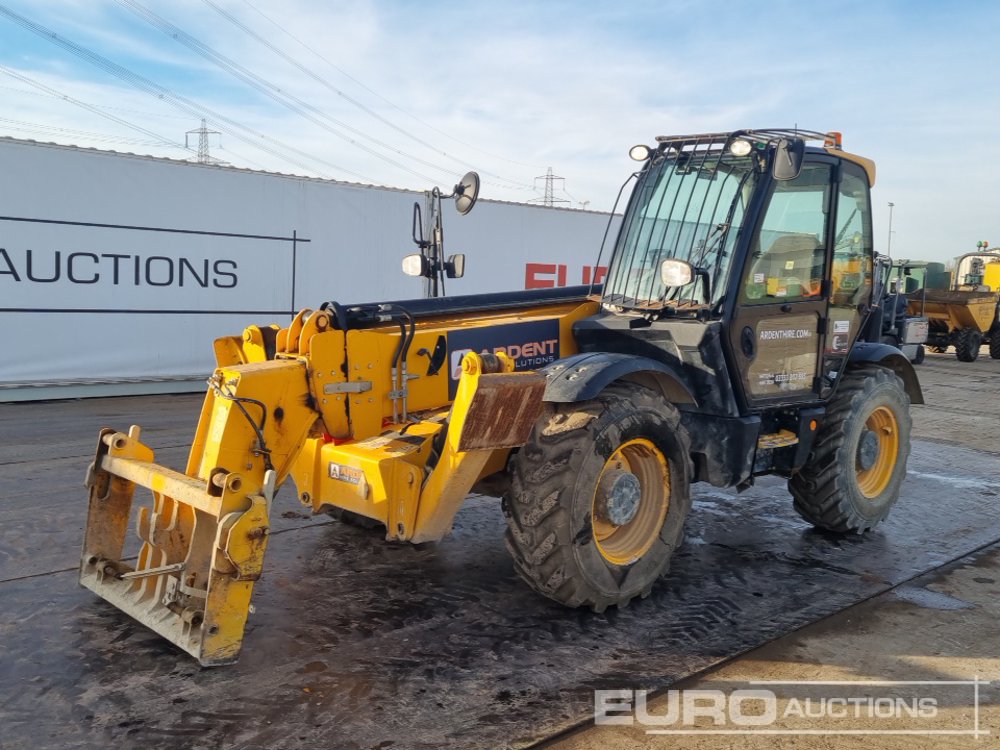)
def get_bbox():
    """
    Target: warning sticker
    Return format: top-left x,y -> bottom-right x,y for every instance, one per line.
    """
833,319 -> 851,334
328,463 -> 364,485
354,434 -> 422,456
